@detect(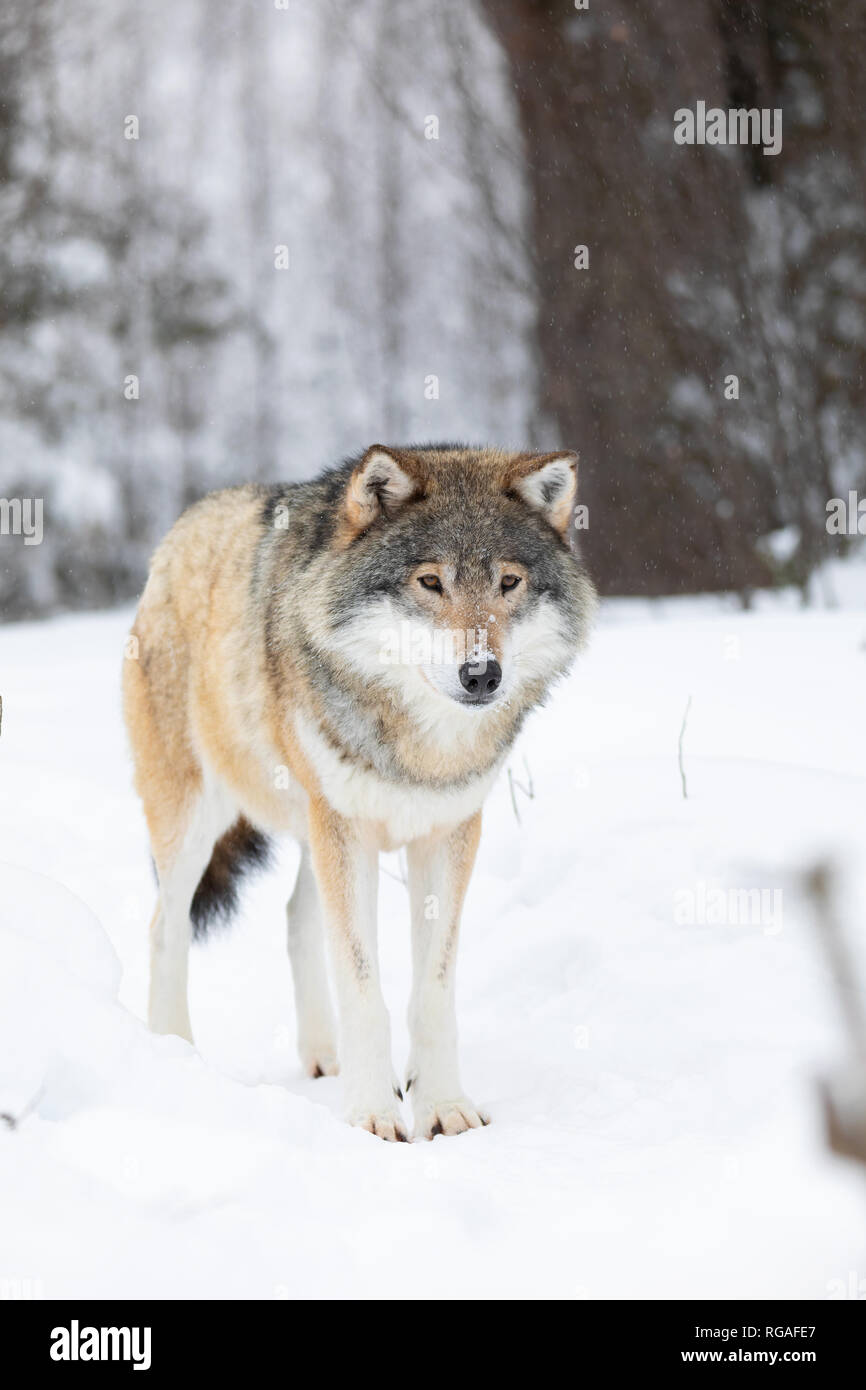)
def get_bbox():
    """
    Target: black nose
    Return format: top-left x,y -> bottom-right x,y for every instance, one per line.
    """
458,657 -> 502,700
